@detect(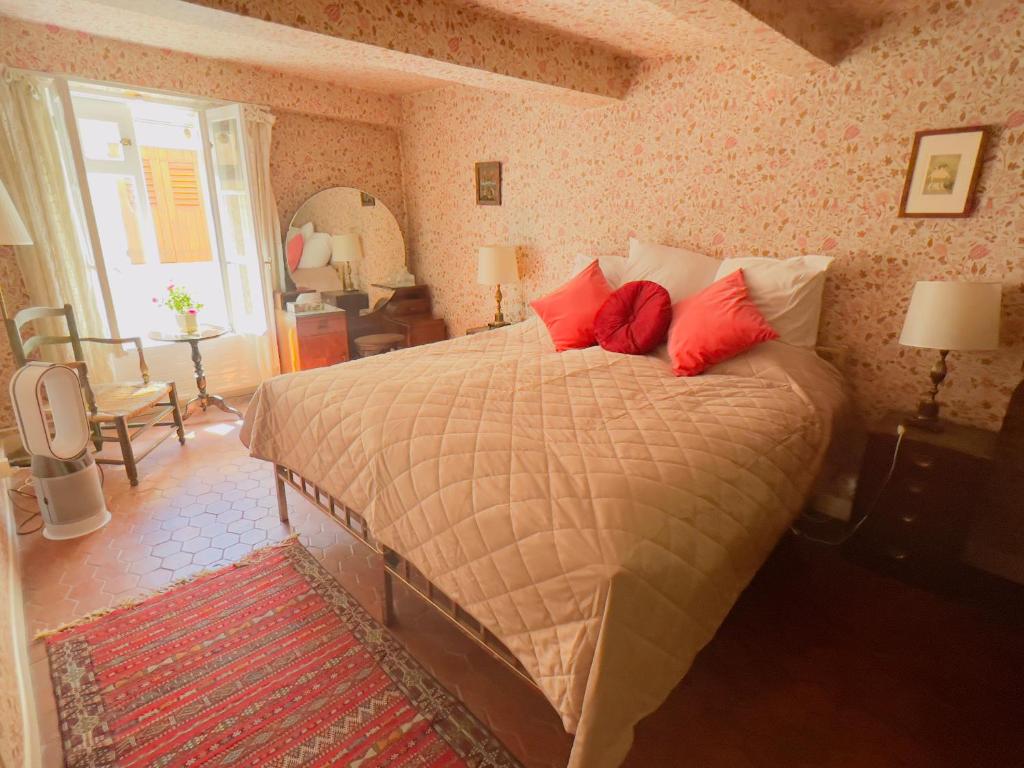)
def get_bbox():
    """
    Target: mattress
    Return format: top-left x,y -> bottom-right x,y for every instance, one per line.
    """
241,318 -> 846,767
